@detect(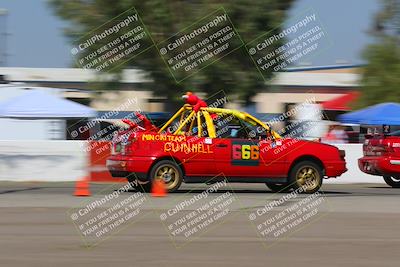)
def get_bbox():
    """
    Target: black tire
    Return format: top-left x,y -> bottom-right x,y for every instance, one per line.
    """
289,161 -> 323,194
149,160 -> 183,193
266,183 -> 290,193
383,176 -> 400,188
